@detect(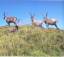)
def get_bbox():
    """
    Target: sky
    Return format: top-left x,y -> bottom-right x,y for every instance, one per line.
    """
0,0 -> 64,29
